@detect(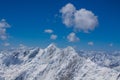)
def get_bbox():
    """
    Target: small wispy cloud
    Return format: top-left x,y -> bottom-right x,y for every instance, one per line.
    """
19,44 -> 27,49
67,32 -> 79,42
88,41 -> 94,46
3,42 -> 10,47
0,19 -> 10,40
60,3 -> 98,33
44,29 -> 53,34
109,43 -> 113,47
50,34 -> 57,40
